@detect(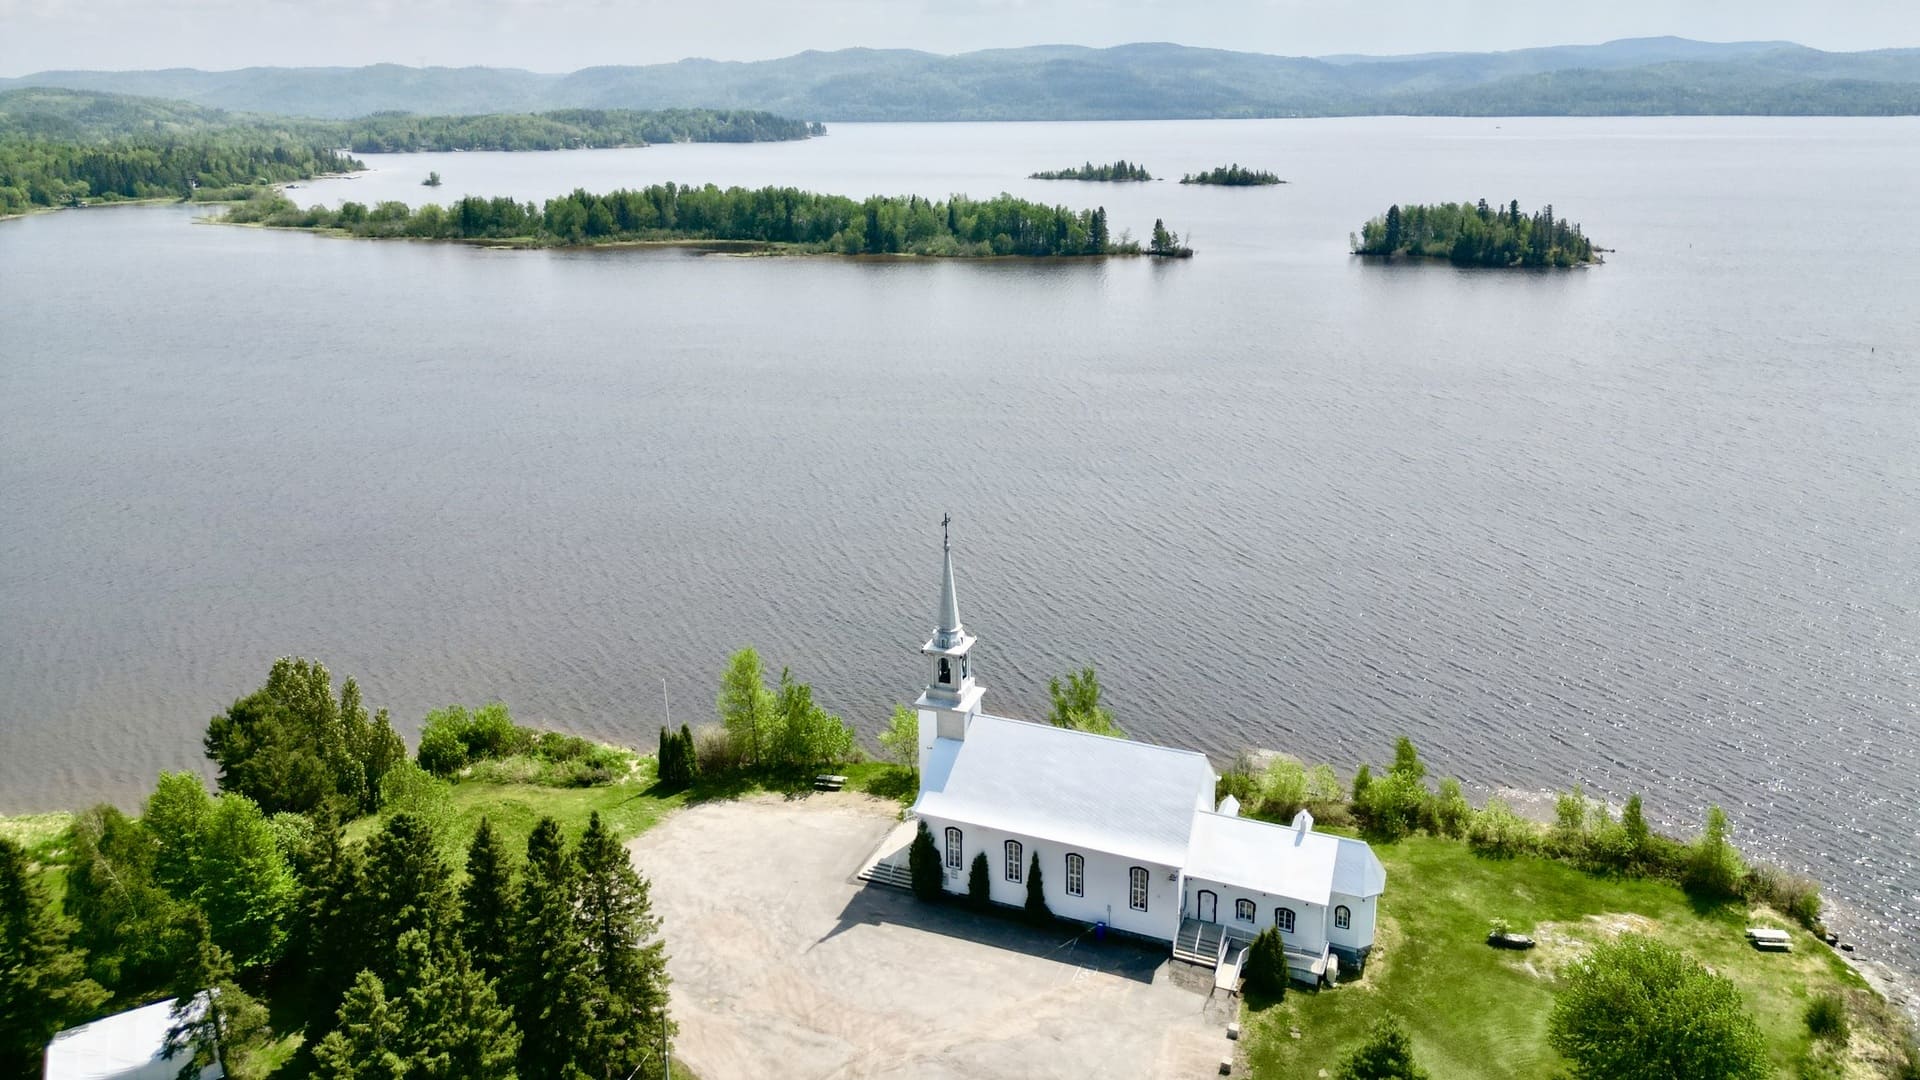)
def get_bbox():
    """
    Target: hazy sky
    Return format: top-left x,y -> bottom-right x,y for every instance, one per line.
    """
3,0 -> 1916,75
